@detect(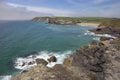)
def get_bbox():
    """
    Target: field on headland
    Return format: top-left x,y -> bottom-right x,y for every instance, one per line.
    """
32,17 -> 120,27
